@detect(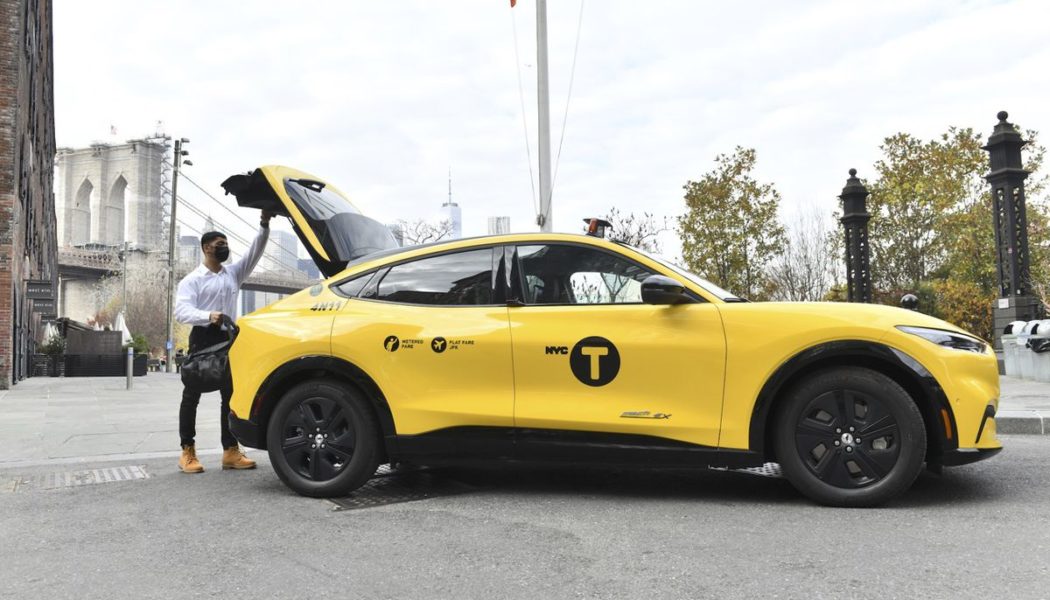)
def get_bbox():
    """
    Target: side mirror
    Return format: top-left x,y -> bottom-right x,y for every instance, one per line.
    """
641,275 -> 693,305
